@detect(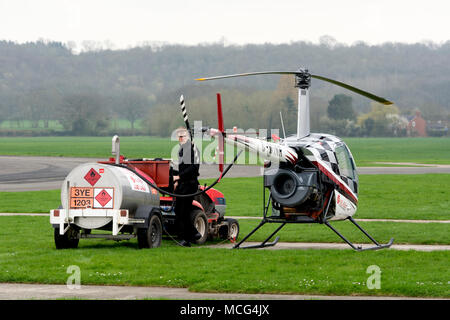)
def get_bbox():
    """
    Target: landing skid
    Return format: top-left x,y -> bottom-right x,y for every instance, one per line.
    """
324,217 -> 394,251
233,190 -> 394,251
232,218 -> 283,249
233,189 -> 319,249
